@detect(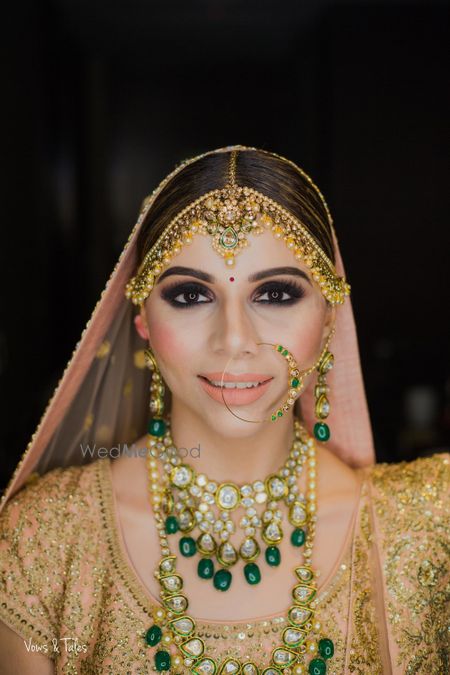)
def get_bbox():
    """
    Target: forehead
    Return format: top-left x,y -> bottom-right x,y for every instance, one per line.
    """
160,228 -> 312,281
